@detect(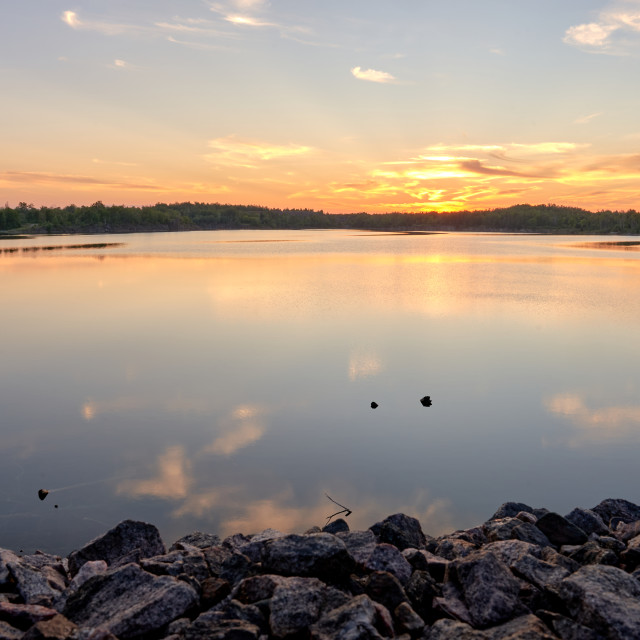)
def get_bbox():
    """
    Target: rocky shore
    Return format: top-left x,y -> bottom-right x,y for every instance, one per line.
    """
2,498 -> 640,639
